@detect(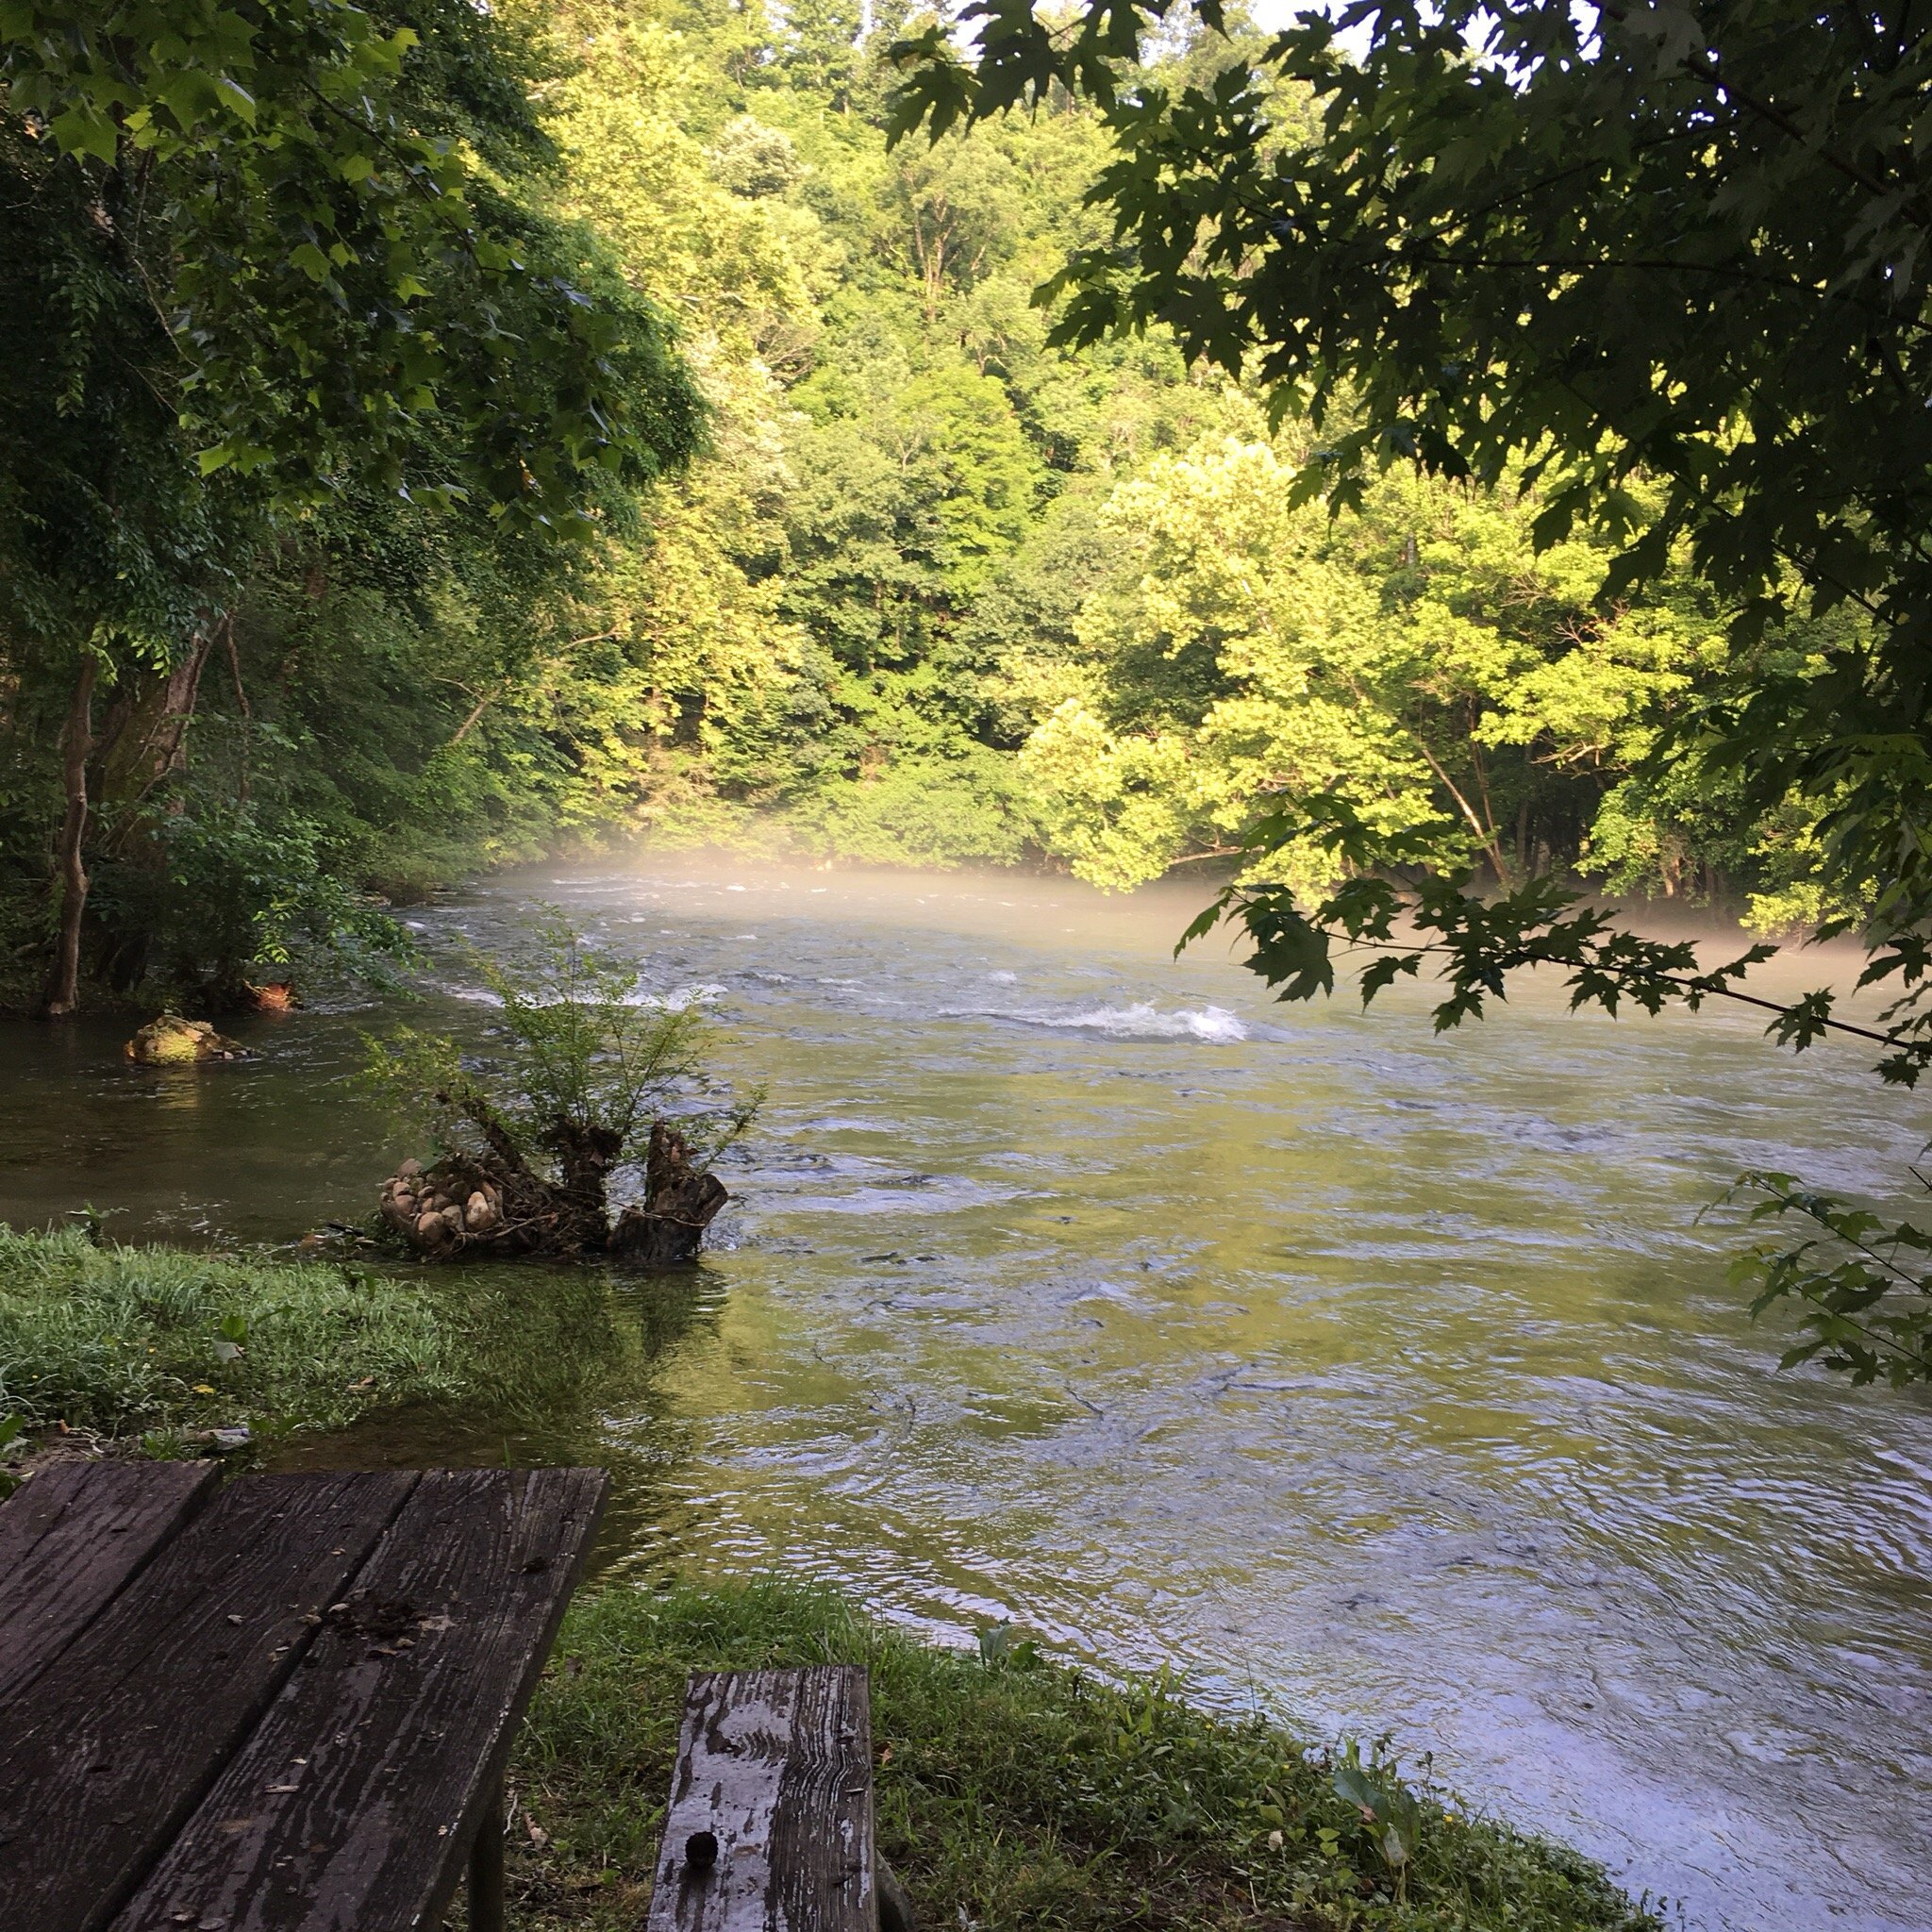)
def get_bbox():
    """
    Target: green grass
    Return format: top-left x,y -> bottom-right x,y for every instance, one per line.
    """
0,1226 -> 465,1444
508,1580 -> 1663,1932
0,1224 -> 680,1449
0,1227 -> 701,1470
0,1239 -> 1665,1930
